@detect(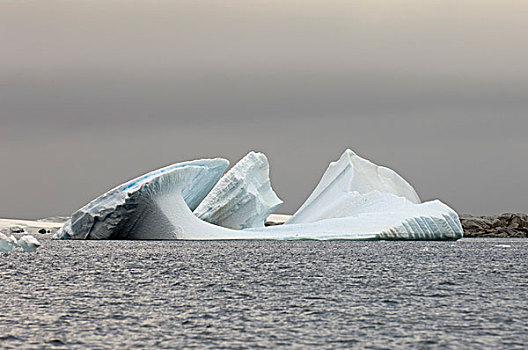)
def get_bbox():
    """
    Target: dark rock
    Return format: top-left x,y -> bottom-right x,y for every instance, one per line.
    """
460,213 -> 528,238
38,228 -> 47,234
264,221 -> 283,227
9,225 -> 27,234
